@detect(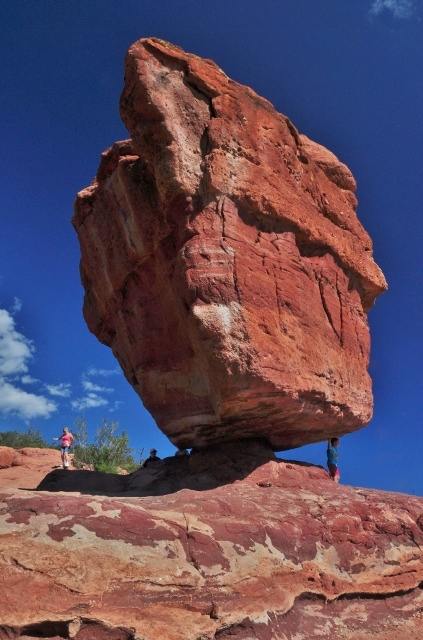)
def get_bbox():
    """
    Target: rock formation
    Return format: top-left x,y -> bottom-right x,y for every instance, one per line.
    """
0,446 -> 67,489
73,38 -> 387,451
1,451 -> 423,639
